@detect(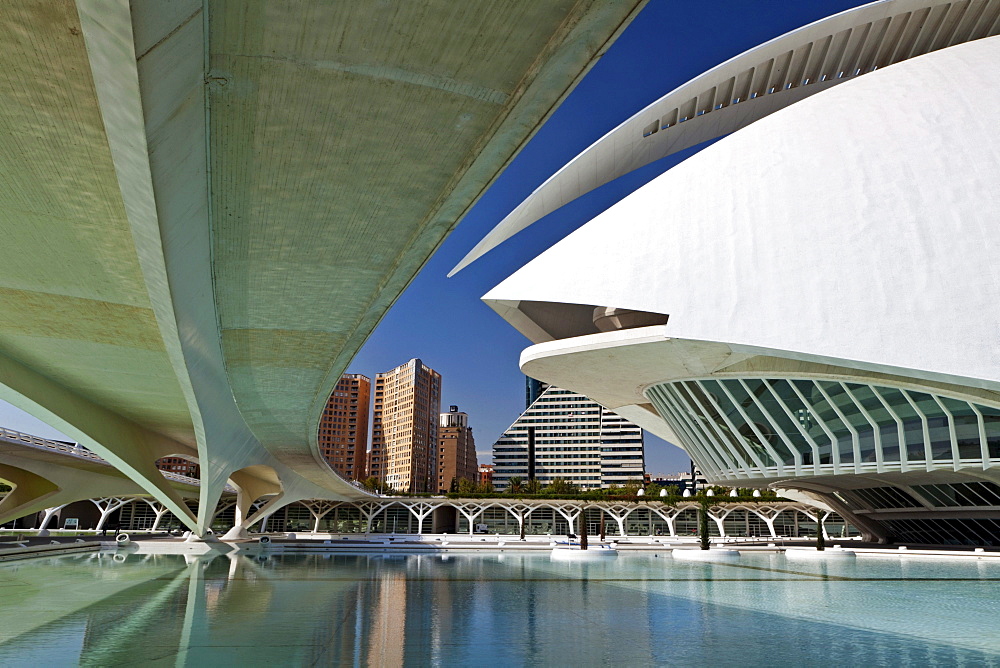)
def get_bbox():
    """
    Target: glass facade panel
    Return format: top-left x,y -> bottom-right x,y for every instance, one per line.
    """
940,397 -> 982,459
823,382 -> 876,463
749,379 -> 815,465
881,517 -> 1000,546
768,380 -> 832,464
722,379 -> 795,466
845,384 -> 894,463
666,384 -> 732,474
646,377 -> 1000,482
647,386 -> 717,474
875,387 -> 925,463
793,380 -> 853,465
906,391 -> 951,461
680,382 -> 756,469
701,379 -> 776,467
975,405 -> 1000,459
